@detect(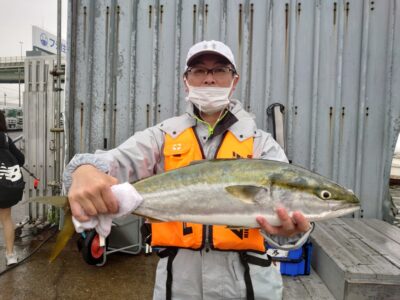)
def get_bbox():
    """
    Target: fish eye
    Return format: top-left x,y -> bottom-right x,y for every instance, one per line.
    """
320,190 -> 332,199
